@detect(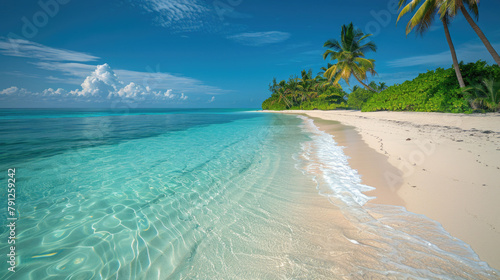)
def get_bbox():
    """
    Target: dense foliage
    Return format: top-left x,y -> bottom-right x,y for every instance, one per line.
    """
262,69 -> 348,110
346,88 -> 372,110
346,83 -> 387,109
262,61 -> 500,112
362,61 -> 500,113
